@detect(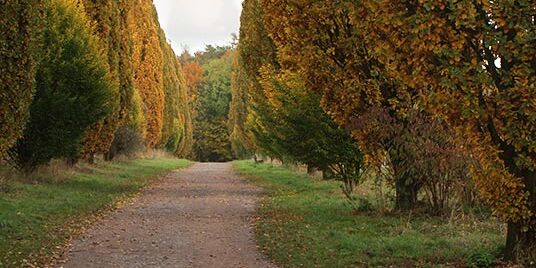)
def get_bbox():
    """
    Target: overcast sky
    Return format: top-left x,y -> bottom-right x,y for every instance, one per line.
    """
154,0 -> 243,54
